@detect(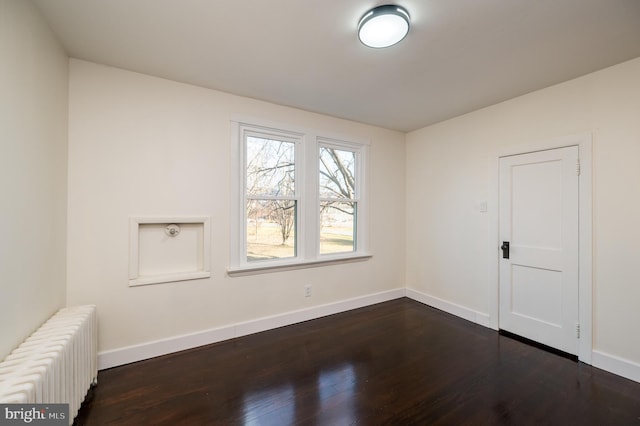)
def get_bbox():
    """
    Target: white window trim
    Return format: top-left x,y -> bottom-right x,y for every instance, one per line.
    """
229,118 -> 371,275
